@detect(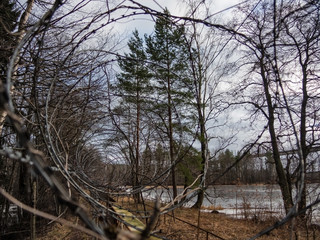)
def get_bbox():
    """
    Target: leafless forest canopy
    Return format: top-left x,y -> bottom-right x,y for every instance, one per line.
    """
0,0 -> 320,239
